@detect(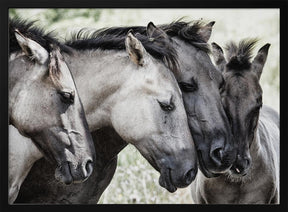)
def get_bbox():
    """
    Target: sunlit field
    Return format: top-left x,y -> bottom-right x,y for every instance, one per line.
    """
10,9 -> 279,204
